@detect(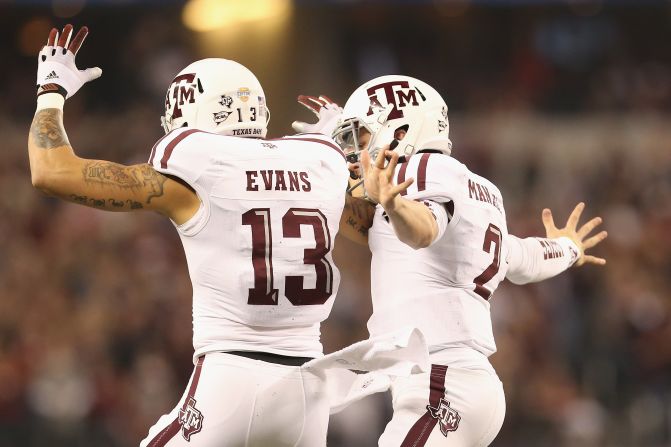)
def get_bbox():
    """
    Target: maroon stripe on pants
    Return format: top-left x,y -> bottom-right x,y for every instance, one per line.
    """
147,356 -> 205,447
397,160 -> 410,196
417,153 -> 431,192
159,129 -> 201,169
400,364 -> 448,447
